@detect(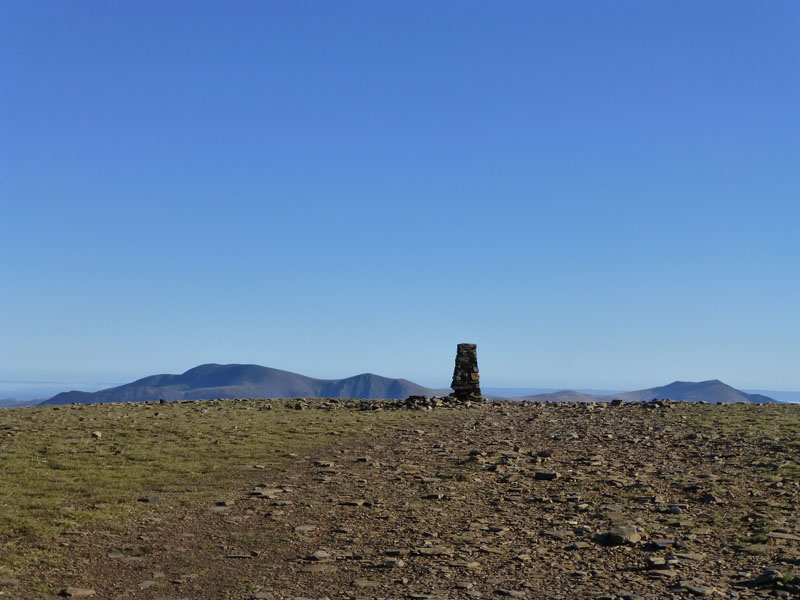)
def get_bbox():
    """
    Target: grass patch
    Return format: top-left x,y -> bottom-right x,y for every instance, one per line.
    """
0,398 -> 438,571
